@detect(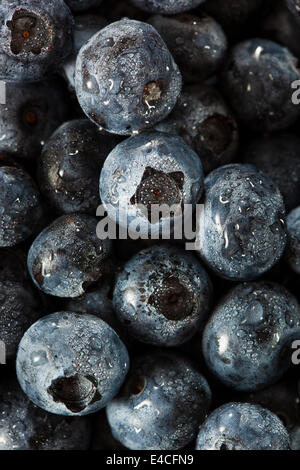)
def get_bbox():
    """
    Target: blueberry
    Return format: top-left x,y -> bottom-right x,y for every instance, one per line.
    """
222,39 -> 300,132
0,80 -> 69,159
65,0 -> 102,13
106,352 -> 211,450
99,131 -> 204,237
202,282 -> 300,391
62,13 -> 107,89
113,244 -> 212,346
0,279 -> 41,360
149,12 -> 227,83
156,84 -> 239,174
38,119 -> 121,215
243,134 -> 300,212
16,311 -> 129,416
202,0 -> 269,37
285,206 -> 300,274
75,19 -> 182,135
0,0 -> 73,83
195,402 -> 290,450
196,164 -> 286,281
27,214 -> 113,298
0,373 -> 91,449
129,0 -> 206,15
0,166 -> 43,247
